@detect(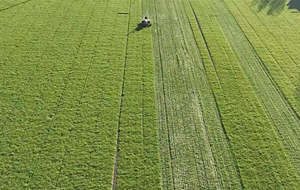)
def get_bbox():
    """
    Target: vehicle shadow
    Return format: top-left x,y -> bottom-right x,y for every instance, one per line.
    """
128,23 -> 151,35
288,0 -> 300,12
135,23 -> 150,31
252,0 -> 285,15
